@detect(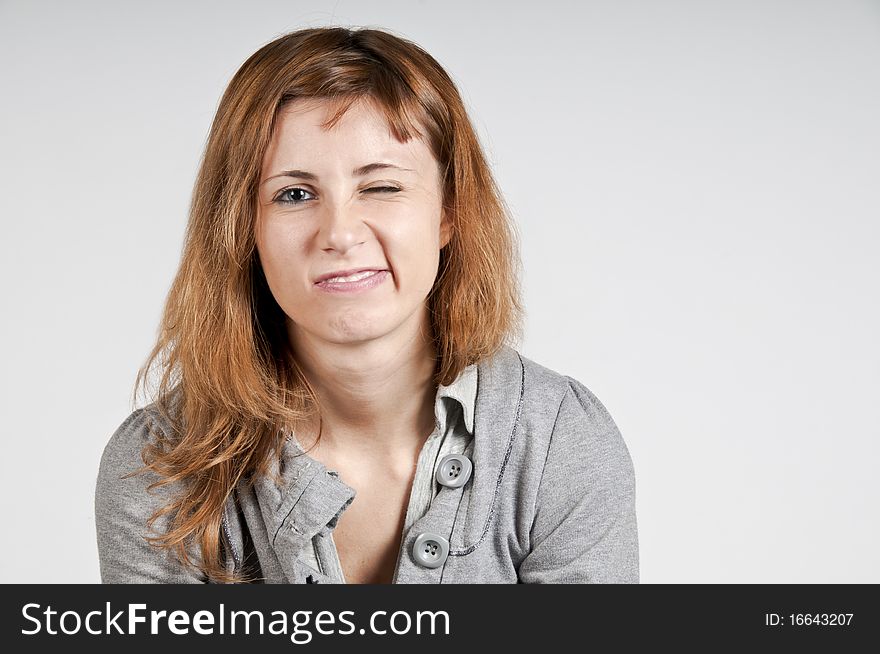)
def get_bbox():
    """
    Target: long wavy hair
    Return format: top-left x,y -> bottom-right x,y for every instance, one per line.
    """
130,26 -> 524,583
